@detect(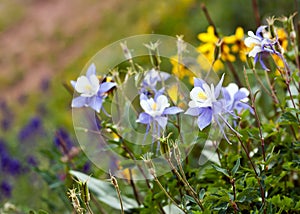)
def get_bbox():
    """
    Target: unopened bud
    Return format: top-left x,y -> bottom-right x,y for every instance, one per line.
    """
290,31 -> 296,43
120,42 -> 132,61
246,56 -> 254,69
